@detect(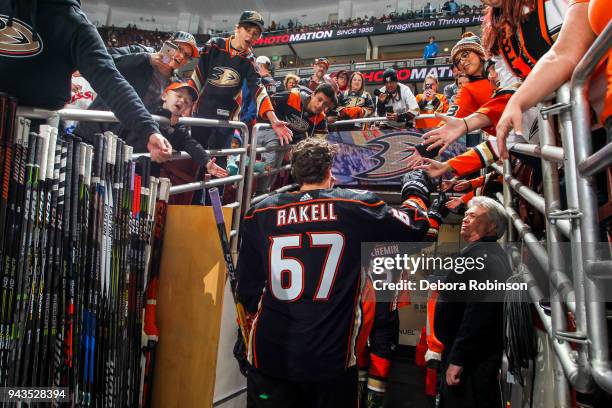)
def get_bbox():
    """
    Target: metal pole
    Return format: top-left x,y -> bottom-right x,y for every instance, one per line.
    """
502,160 -> 516,243
243,123 -> 264,213
557,83 -> 593,391
495,192 -> 576,313
570,20 -> 612,393
578,142 -> 612,178
538,102 -> 573,403
492,163 -> 572,239
231,124 -> 250,254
